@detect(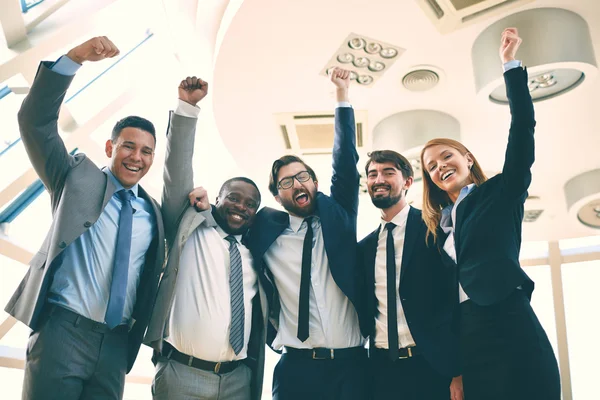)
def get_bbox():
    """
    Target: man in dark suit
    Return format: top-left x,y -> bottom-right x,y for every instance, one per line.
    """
358,150 -> 462,399
245,67 -> 367,400
144,77 -> 268,400
5,37 -> 165,399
